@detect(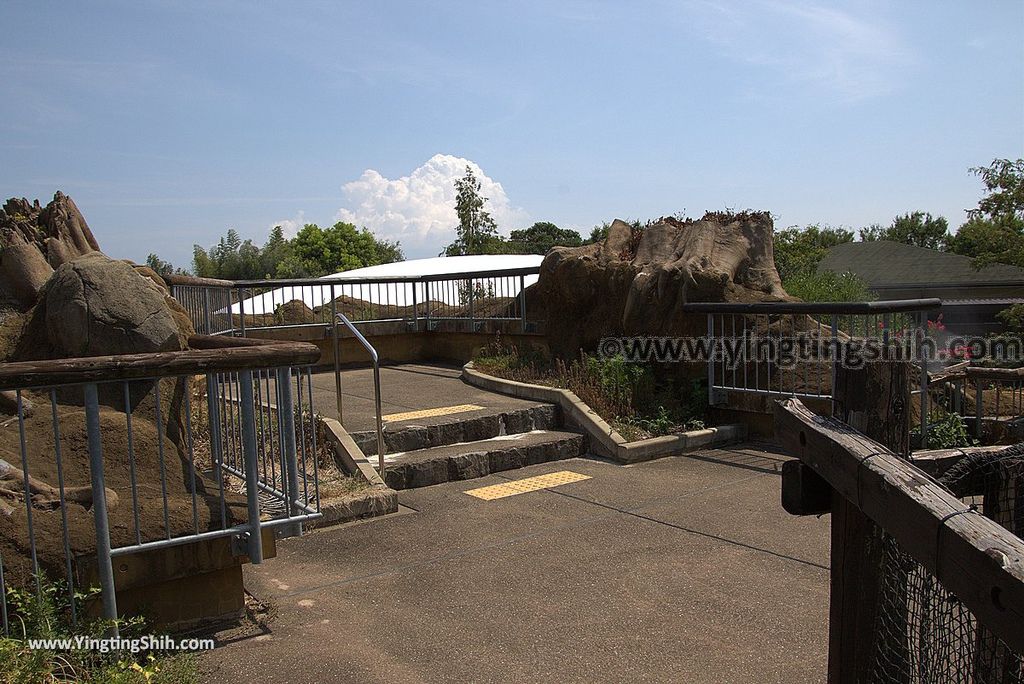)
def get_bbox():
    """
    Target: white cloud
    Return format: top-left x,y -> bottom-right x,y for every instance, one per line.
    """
336,154 -> 529,255
269,210 -> 306,239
